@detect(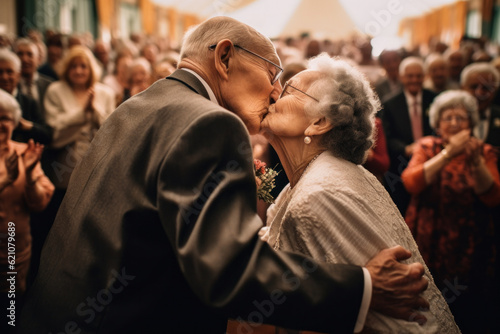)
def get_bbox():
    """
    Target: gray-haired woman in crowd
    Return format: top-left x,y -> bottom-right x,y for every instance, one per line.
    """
0,89 -> 54,334
259,54 -> 459,333
402,90 -> 500,333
